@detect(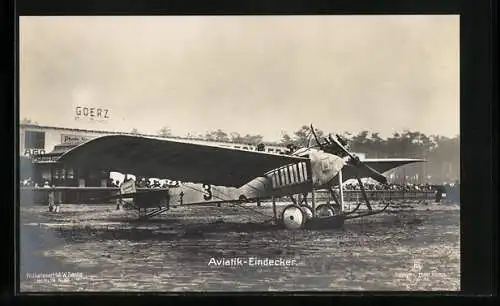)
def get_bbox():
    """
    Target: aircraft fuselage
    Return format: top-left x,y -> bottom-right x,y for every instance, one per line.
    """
169,148 -> 346,204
